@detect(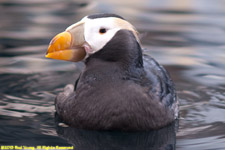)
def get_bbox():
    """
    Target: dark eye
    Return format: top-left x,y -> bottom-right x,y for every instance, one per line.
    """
99,28 -> 107,34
